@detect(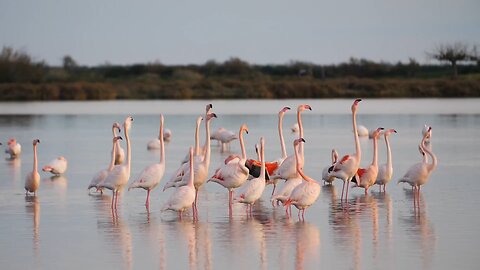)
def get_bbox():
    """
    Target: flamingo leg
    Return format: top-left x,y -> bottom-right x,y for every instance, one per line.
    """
145,190 -> 151,207
111,191 -> 115,209
383,184 -> 386,192
271,184 -> 276,196
345,181 -> 350,201
341,181 -> 346,200
302,209 -> 306,221
194,188 -> 199,209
